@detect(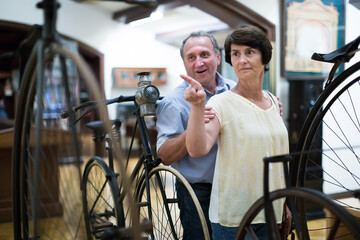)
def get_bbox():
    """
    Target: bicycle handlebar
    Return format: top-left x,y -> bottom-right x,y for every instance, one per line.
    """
60,95 -> 136,119
61,95 -> 163,123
